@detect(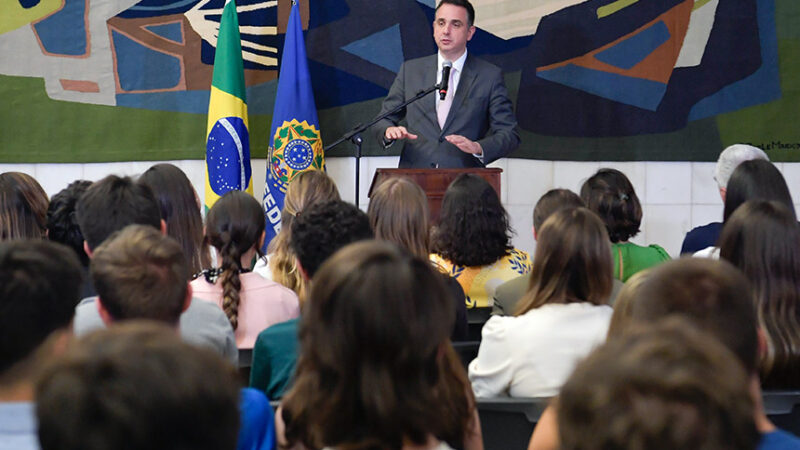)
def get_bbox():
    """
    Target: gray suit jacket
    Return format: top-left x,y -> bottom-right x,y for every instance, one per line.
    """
492,275 -> 624,316
375,54 -> 520,168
